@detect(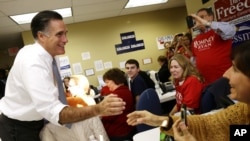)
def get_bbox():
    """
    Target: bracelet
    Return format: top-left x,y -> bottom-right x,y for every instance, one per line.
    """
160,115 -> 173,131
